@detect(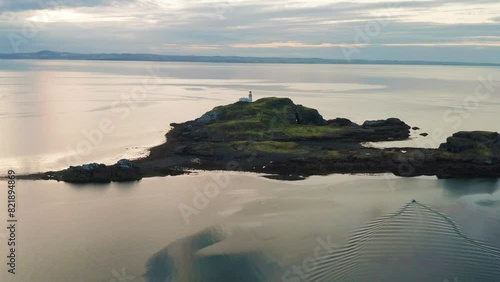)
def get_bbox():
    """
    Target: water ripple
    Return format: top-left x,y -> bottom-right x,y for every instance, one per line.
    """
308,201 -> 500,282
